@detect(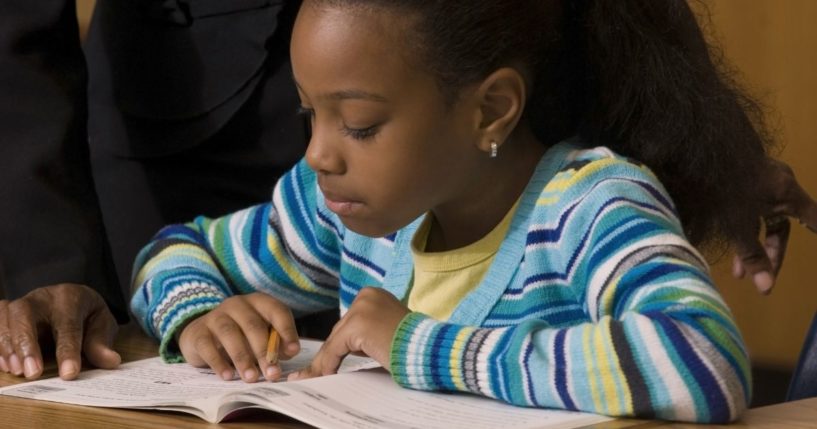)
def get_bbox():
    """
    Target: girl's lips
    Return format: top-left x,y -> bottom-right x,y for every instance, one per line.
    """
323,193 -> 363,216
